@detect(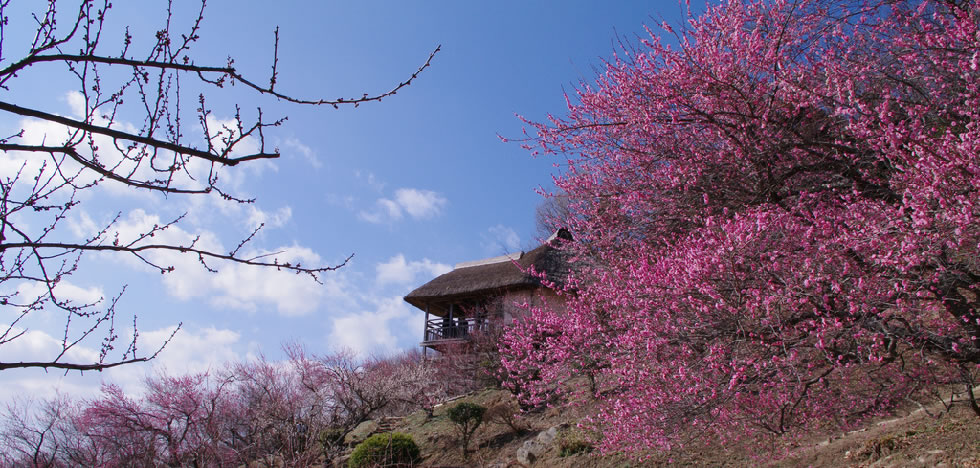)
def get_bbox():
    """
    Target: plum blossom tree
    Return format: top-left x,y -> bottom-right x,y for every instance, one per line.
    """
0,0 -> 438,373
0,348 -> 458,466
222,353 -> 340,466
74,373 -> 237,466
502,0 -> 980,455
283,346 -> 403,462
